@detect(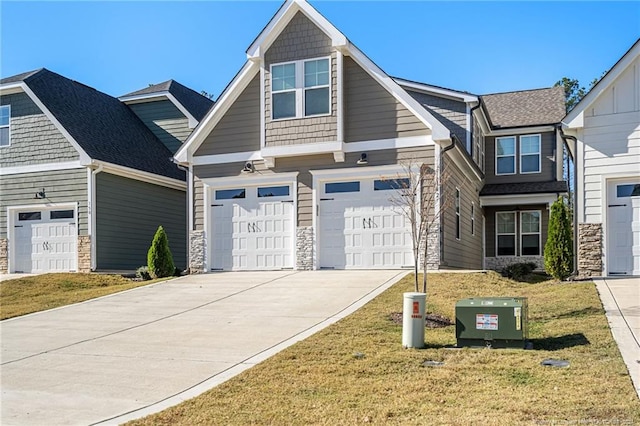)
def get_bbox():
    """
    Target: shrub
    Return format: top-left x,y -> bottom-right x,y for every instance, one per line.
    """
147,226 -> 175,278
136,266 -> 151,281
544,198 -> 573,280
501,262 -> 537,281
